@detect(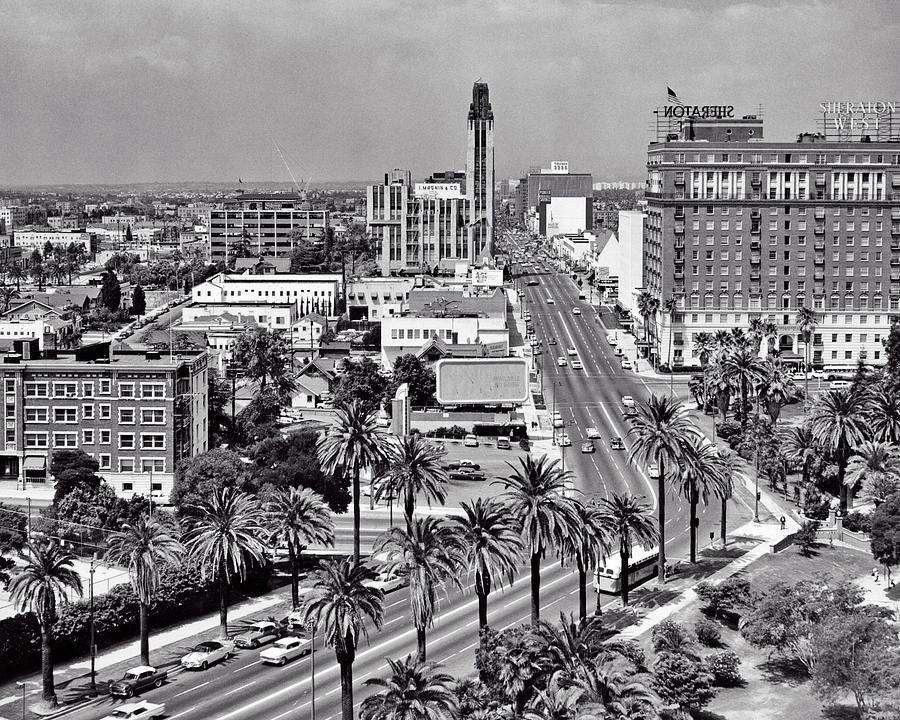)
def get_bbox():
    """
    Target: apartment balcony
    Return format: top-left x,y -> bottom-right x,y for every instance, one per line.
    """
814,209 -> 825,220
750,226 -> 761,236
750,175 -> 762,186
814,271 -> 825,280
891,258 -> 900,266
892,175 -> 900,186
674,272 -> 684,280
750,271 -> 761,280
674,224 -> 685,234
814,225 -> 825,234
891,241 -> 900,251
674,175 -> 685,185
814,240 -> 825,250
891,273 -> 900,281
891,209 -> 900,220
750,255 -> 761,264
814,255 -> 825,265
750,241 -> 761,251
815,175 -> 826,186
750,210 -> 761,219
892,225 -> 900,235
674,211 -> 685,219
